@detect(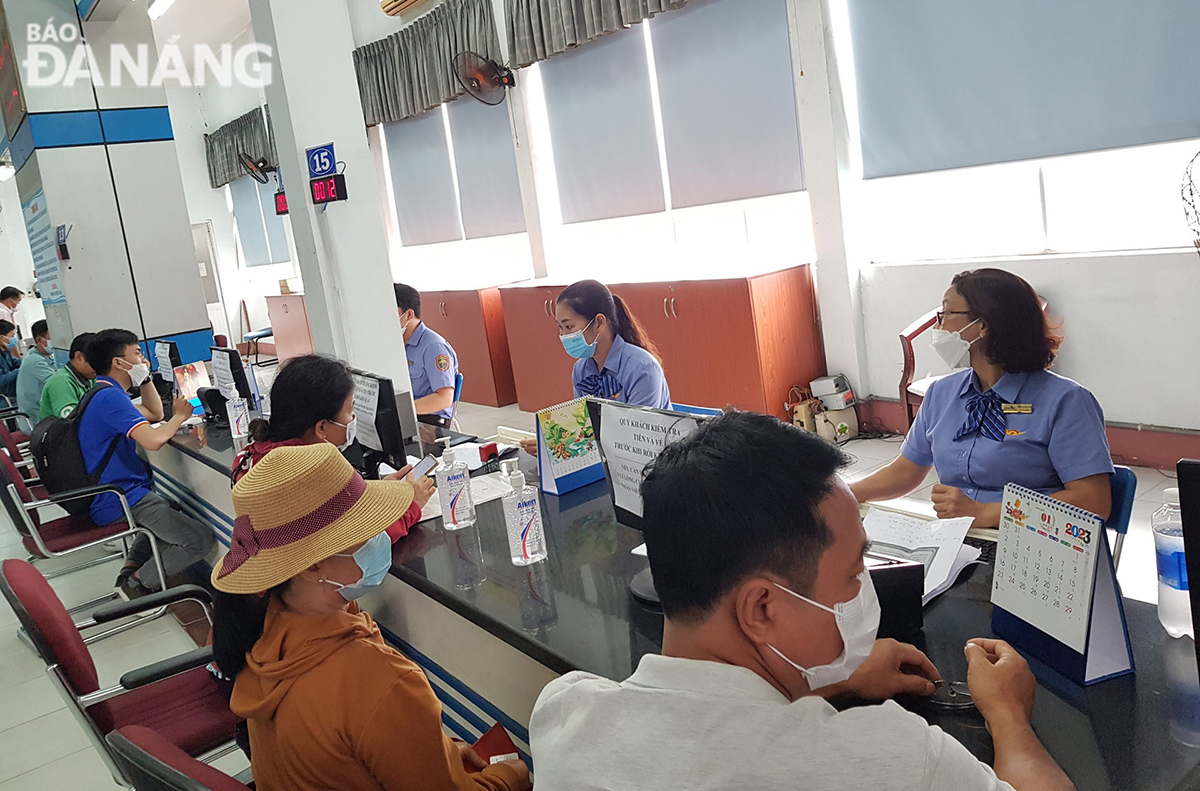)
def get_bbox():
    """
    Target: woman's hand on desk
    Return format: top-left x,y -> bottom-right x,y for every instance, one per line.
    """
821,638 -> 941,701
931,486 -> 1002,527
